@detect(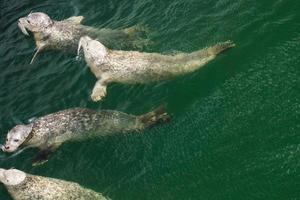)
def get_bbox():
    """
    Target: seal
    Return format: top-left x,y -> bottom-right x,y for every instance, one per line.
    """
18,12 -> 150,63
77,36 -> 235,101
0,168 -> 108,200
1,106 -> 169,165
